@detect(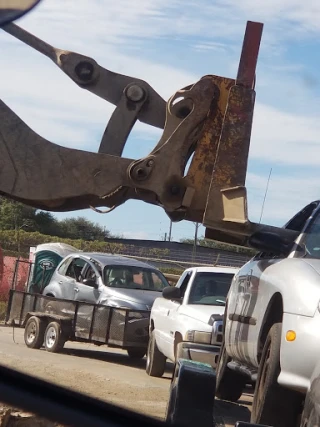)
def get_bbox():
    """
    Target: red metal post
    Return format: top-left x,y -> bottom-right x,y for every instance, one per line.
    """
237,21 -> 264,89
